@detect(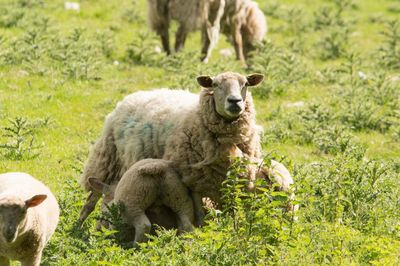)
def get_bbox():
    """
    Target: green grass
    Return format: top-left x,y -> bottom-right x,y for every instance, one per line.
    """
0,0 -> 399,265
